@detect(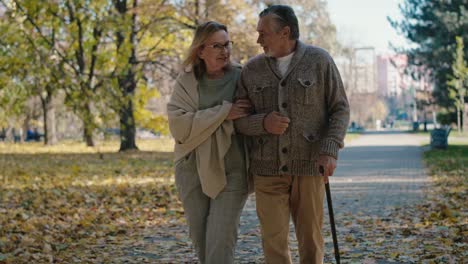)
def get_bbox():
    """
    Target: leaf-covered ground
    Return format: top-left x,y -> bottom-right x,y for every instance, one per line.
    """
0,139 -> 185,263
0,137 -> 466,263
